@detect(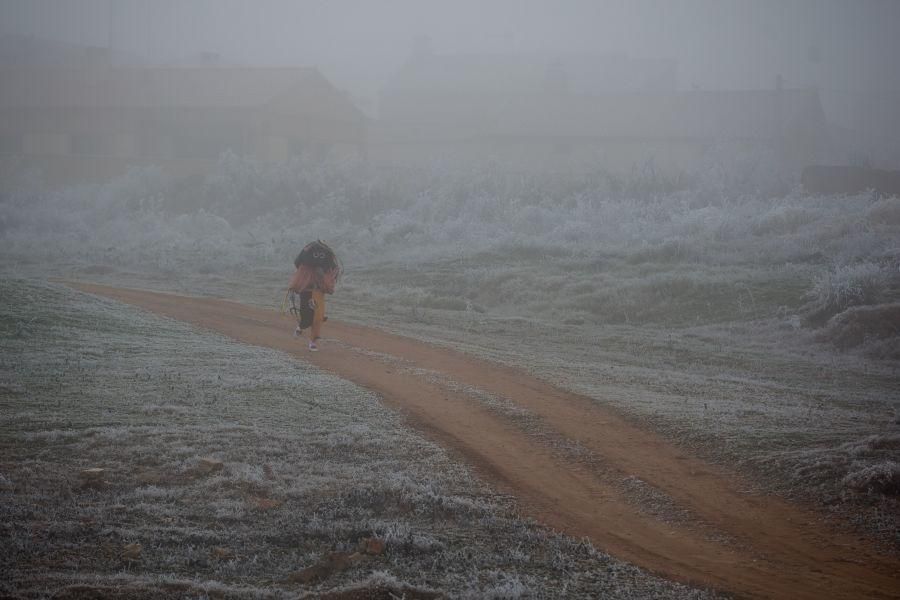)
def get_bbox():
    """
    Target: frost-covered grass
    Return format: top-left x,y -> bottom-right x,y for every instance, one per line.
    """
0,279 -> 716,599
2,156 -> 897,333
1,156 -> 899,549
805,261 -> 896,326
